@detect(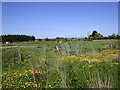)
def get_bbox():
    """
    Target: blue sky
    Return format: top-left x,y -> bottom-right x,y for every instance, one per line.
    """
2,2 -> 118,39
